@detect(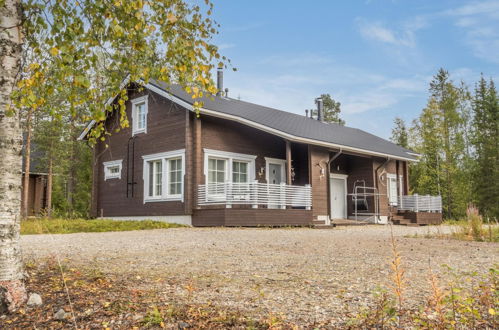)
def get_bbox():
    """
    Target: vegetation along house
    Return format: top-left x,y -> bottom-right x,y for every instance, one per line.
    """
79,71 -> 442,226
